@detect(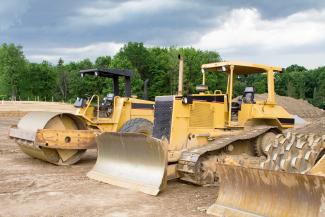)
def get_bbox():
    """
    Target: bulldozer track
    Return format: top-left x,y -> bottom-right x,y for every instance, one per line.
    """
177,126 -> 275,185
261,132 -> 325,173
